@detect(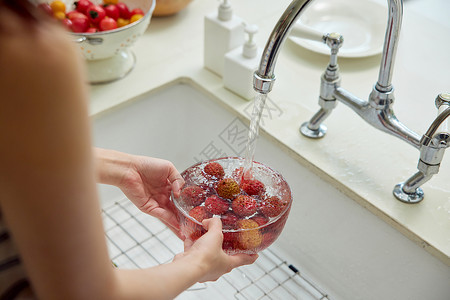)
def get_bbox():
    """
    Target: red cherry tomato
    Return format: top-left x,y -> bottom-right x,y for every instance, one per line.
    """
116,2 -> 131,19
86,27 -> 98,33
87,5 -> 106,24
71,17 -> 90,33
74,0 -> 92,14
104,4 -> 120,20
61,18 -> 73,31
130,8 -> 144,16
67,11 -> 88,20
99,17 -> 118,31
